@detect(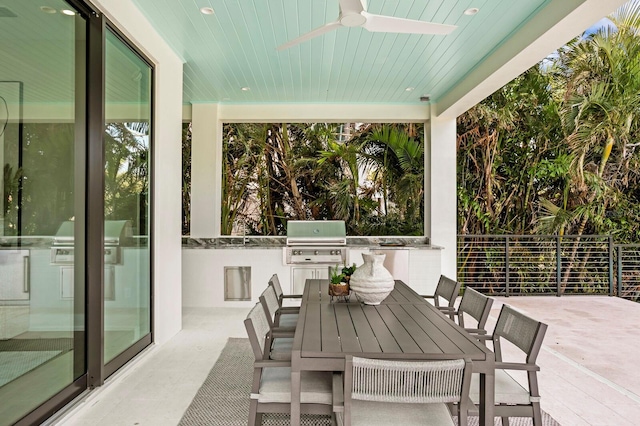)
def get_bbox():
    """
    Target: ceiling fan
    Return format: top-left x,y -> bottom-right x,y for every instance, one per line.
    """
277,0 -> 457,51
